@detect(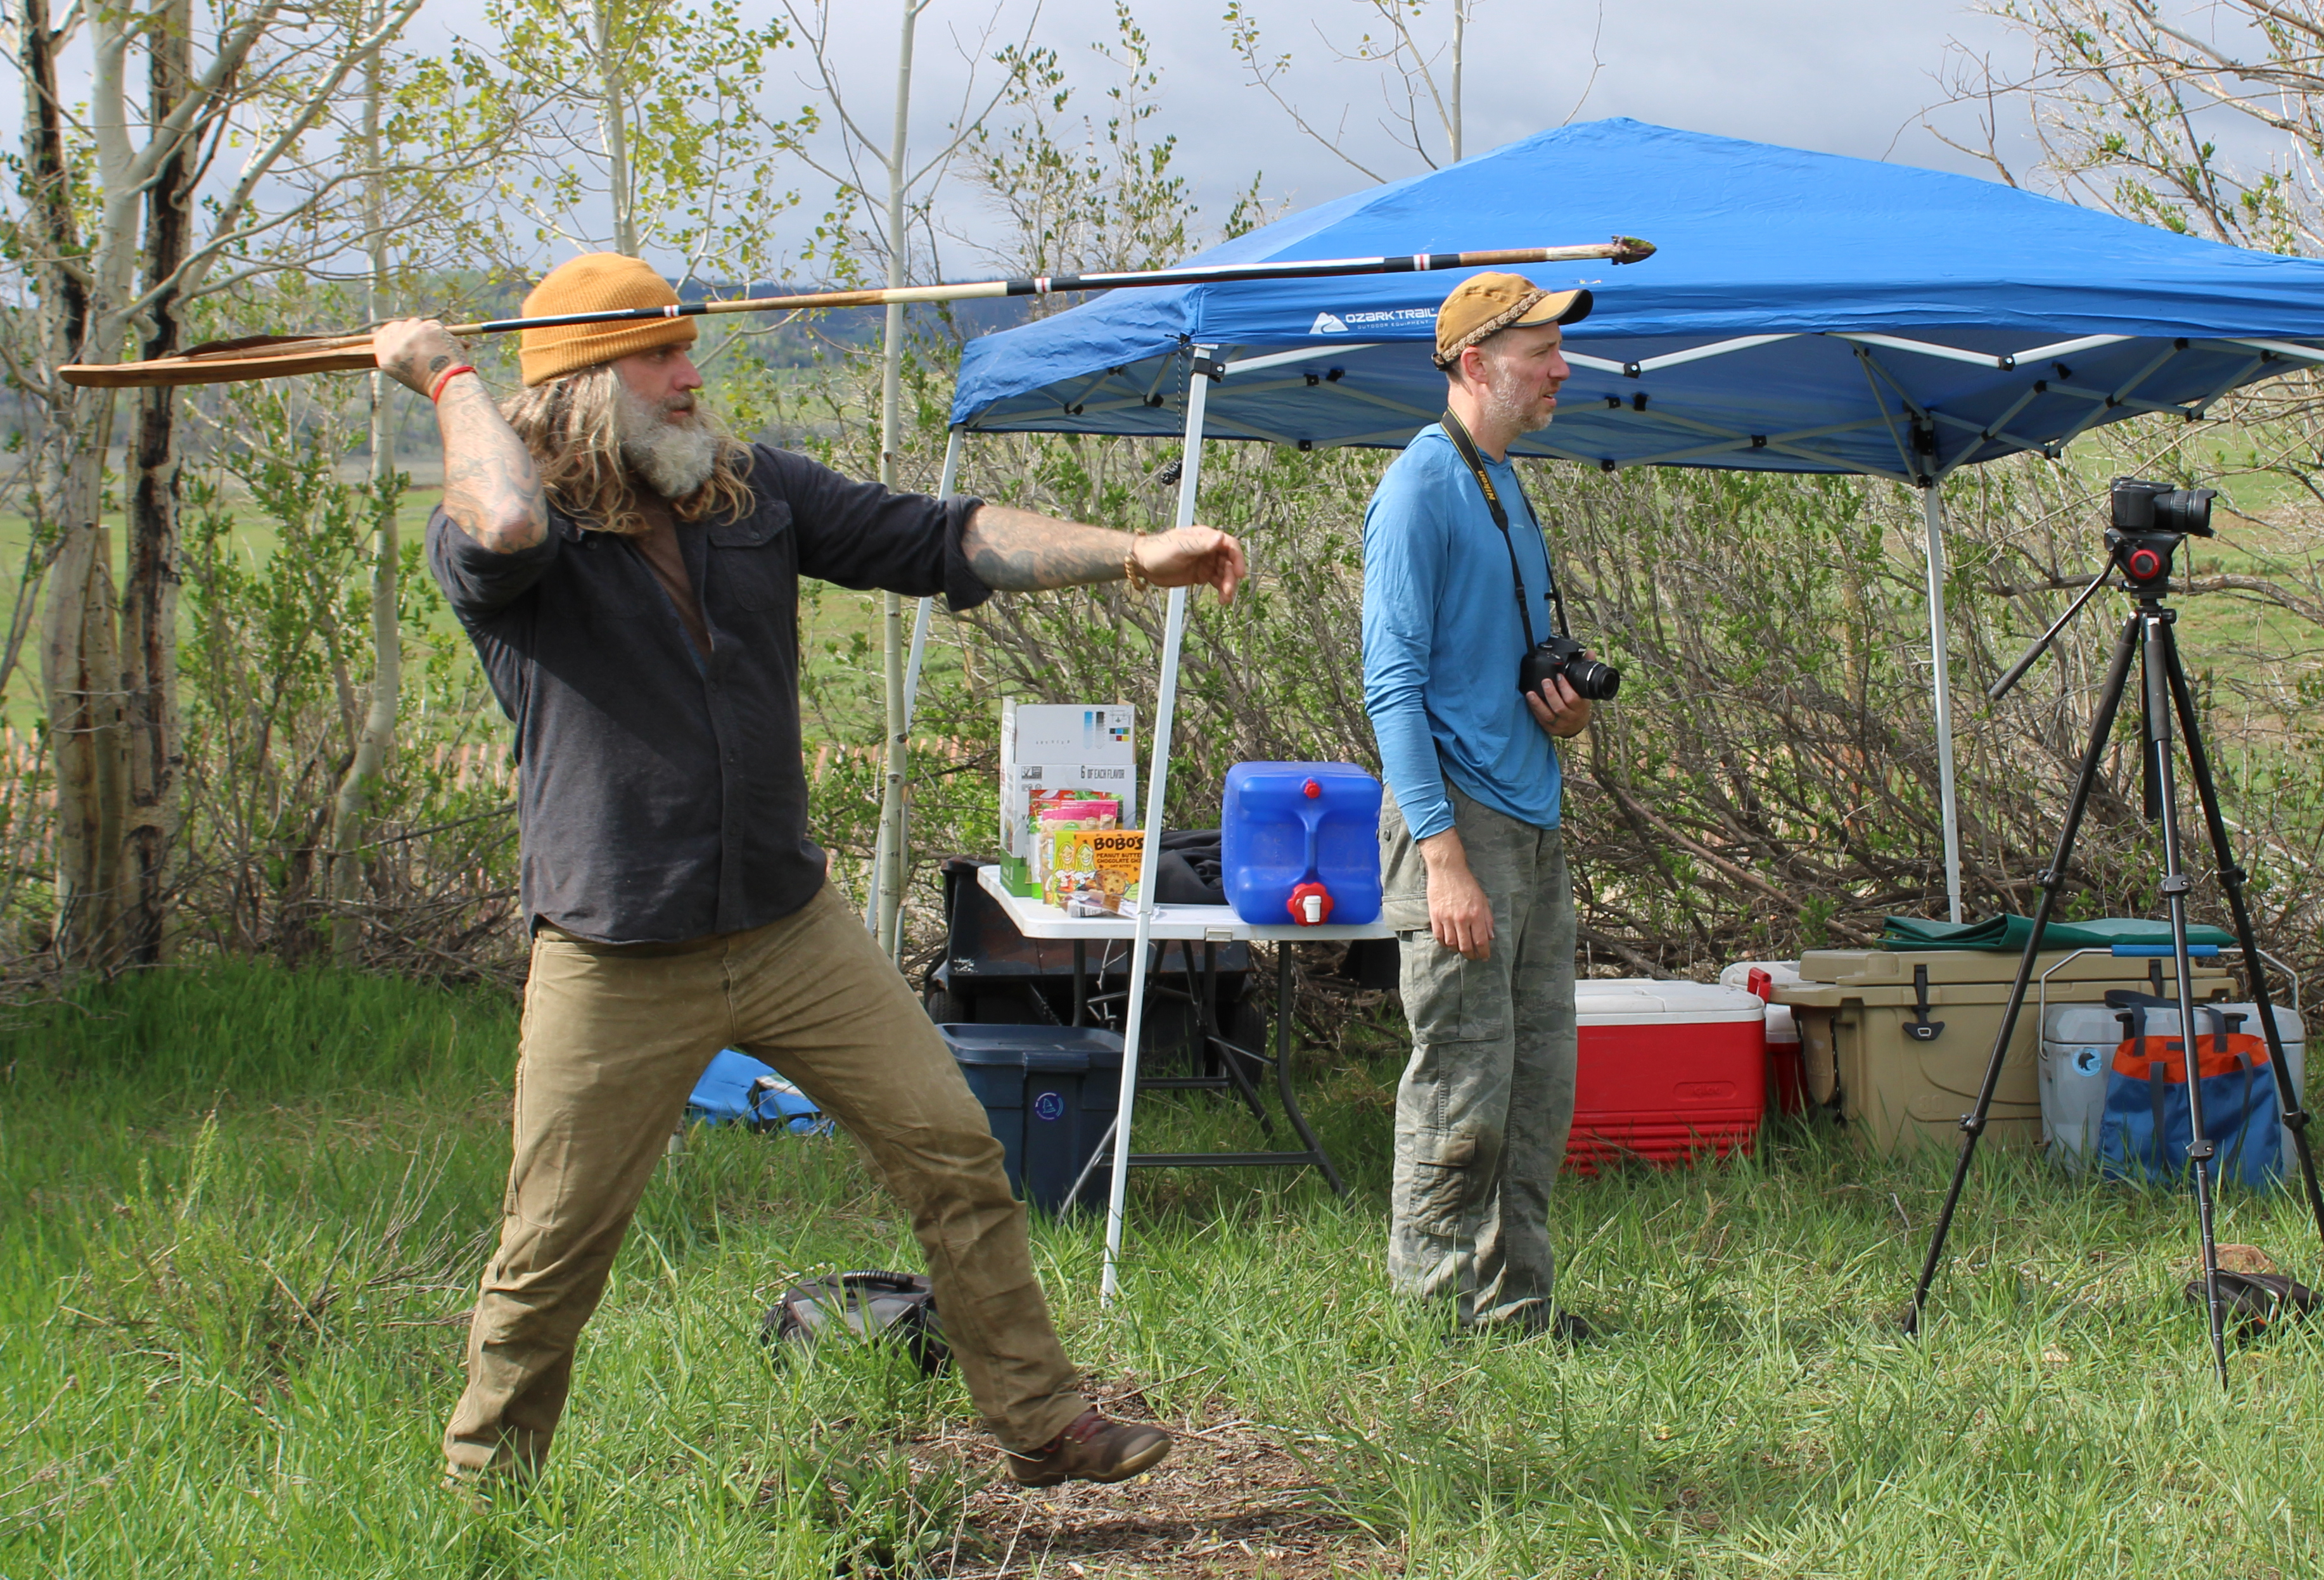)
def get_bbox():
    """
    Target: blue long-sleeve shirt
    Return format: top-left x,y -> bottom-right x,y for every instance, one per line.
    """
1361,424 -> 1564,841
